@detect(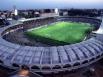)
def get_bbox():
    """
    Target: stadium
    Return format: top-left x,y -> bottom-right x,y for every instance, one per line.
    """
0,14 -> 103,77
